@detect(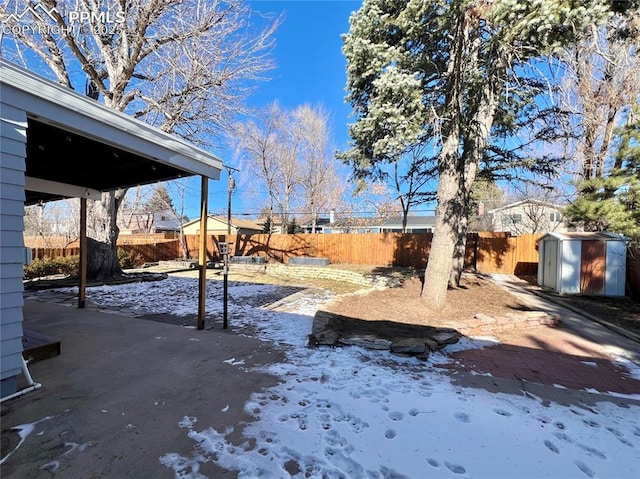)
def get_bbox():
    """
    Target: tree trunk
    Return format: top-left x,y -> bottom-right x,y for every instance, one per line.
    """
179,228 -> 190,259
401,197 -> 409,233
449,214 -> 468,288
449,46 -> 501,287
86,190 -> 125,280
87,238 -> 122,280
421,140 -> 462,311
420,8 -> 466,311
449,148 -> 479,287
